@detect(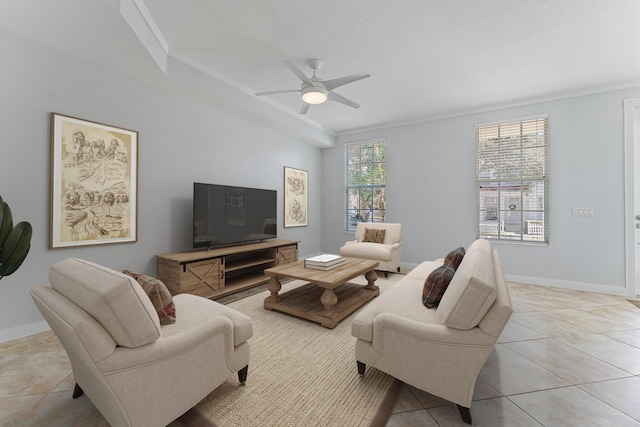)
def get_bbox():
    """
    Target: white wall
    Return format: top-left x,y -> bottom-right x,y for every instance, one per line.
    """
322,87 -> 640,295
0,31 -> 323,341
